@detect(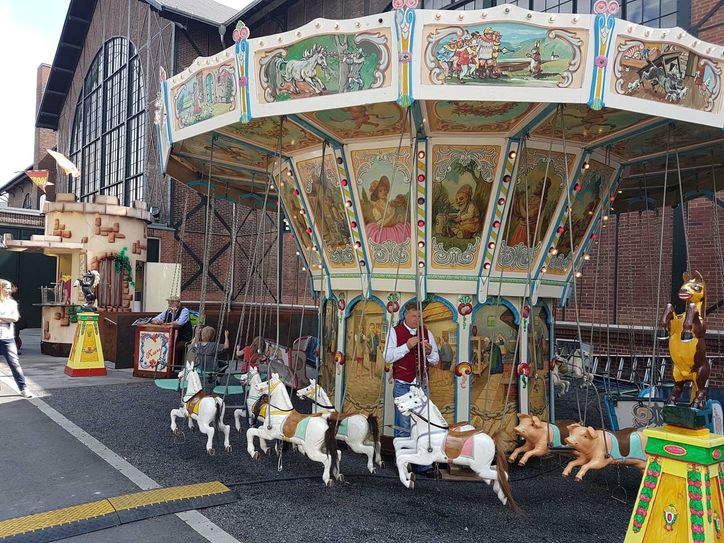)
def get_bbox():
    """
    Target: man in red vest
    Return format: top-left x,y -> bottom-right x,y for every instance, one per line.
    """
384,301 -> 440,468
